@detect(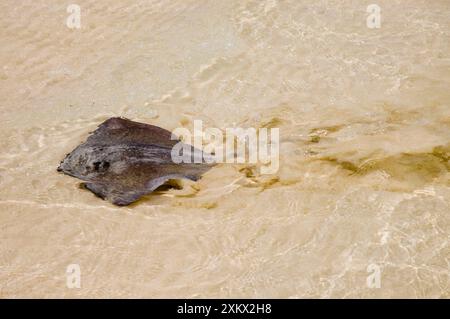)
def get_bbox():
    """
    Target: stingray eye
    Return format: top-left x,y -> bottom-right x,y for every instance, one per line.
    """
93,161 -> 101,171
92,161 -> 110,172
